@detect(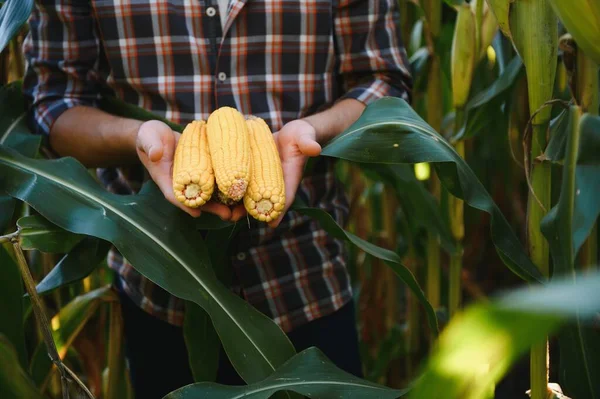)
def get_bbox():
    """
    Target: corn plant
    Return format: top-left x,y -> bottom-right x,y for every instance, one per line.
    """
1,0 -> 599,398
